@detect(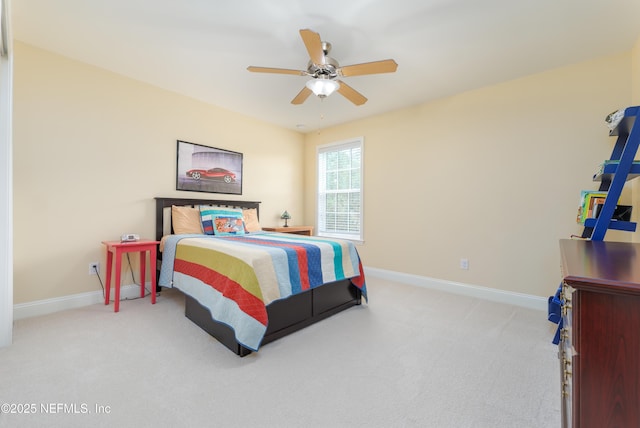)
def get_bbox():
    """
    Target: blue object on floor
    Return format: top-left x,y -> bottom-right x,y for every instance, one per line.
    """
548,283 -> 564,345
